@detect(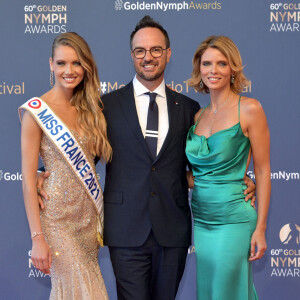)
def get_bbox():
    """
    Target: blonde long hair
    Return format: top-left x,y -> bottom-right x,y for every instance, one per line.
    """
52,32 -> 112,162
187,36 -> 249,94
